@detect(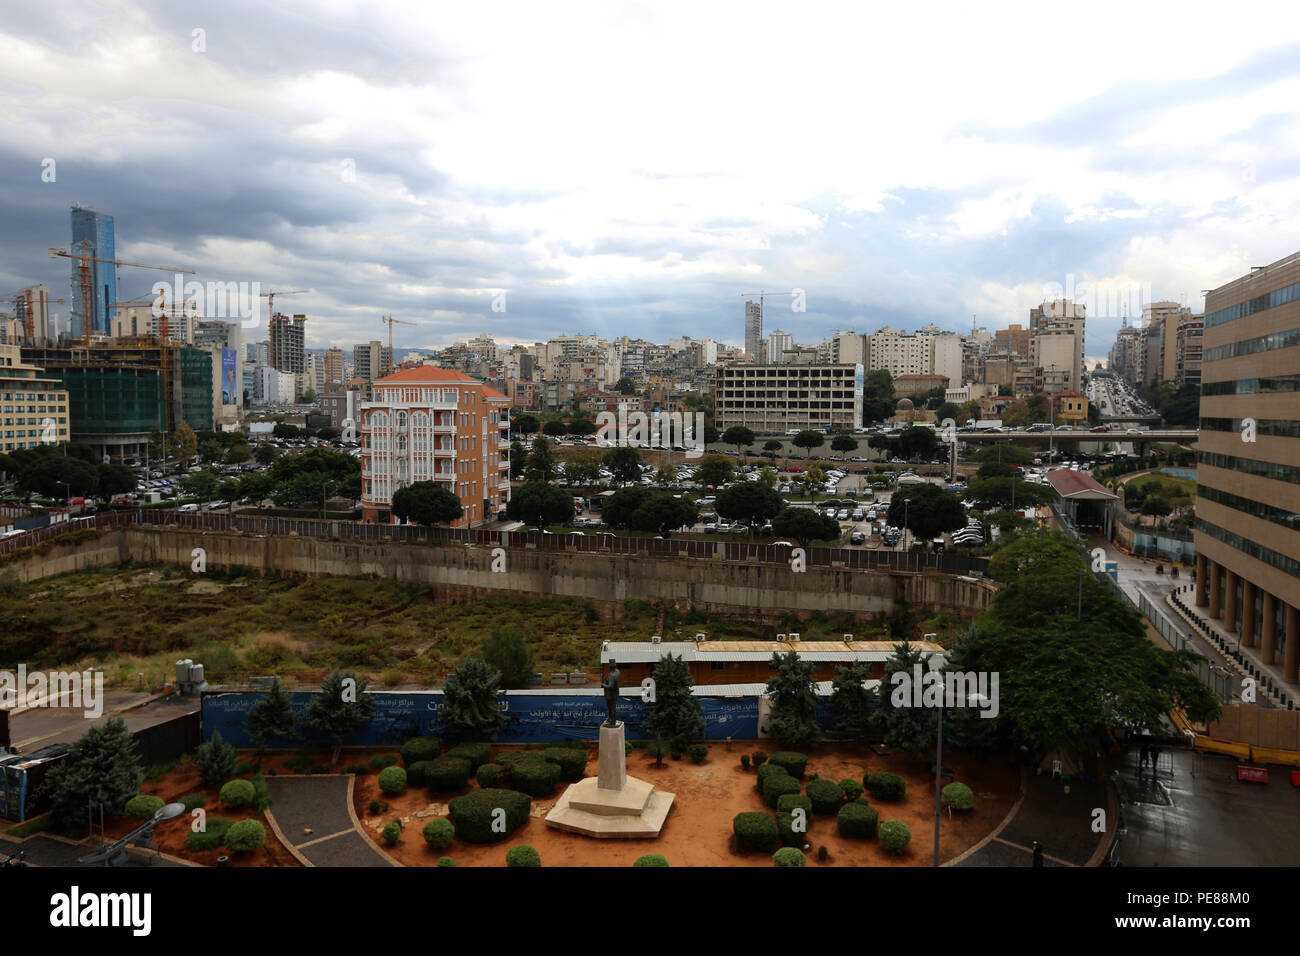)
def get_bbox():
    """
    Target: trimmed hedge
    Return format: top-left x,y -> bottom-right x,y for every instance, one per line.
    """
763,773 -> 802,809
184,816 -> 233,852
755,762 -> 788,793
836,802 -> 880,839
633,854 -> 669,867
178,792 -> 207,812
125,794 -> 164,820
776,810 -> 808,848
225,819 -> 266,853
941,782 -> 974,810
369,753 -> 399,770
751,751 -> 768,768
865,772 -> 907,801
776,794 -> 813,815
805,779 -> 845,814
448,788 -> 531,844
879,820 -> 911,854
378,766 -> 407,795
219,779 -> 256,809
405,760 -> 435,788
508,756 -> 562,797
506,844 -> 542,867
773,847 -> 806,867
445,742 -> 492,772
733,812 -> 779,853
687,744 -> 708,764
767,752 -> 809,779
476,763 -> 504,788
495,751 -> 529,770
437,856 -> 457,867
422,817 -> 455,850
401,736 -> 442,767
424,756 -> 473,792
838,778 -> 864,801
542,747 -> 588,782
382,821 -> 402,845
